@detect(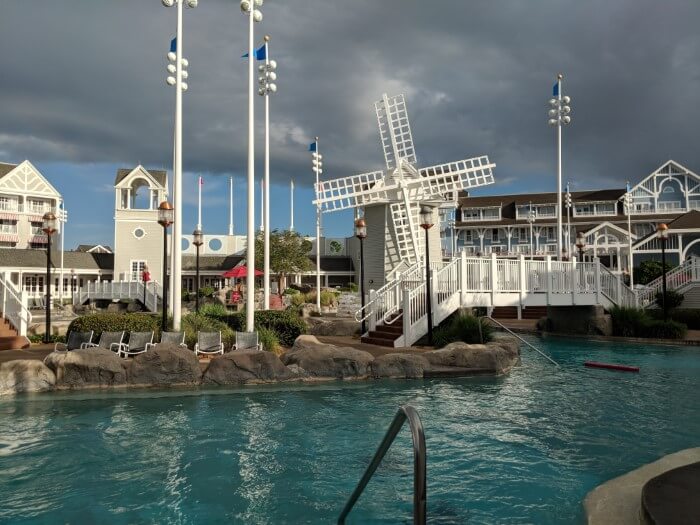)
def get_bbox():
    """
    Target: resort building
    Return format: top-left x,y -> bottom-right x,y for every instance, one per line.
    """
451,160 -> 700,272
